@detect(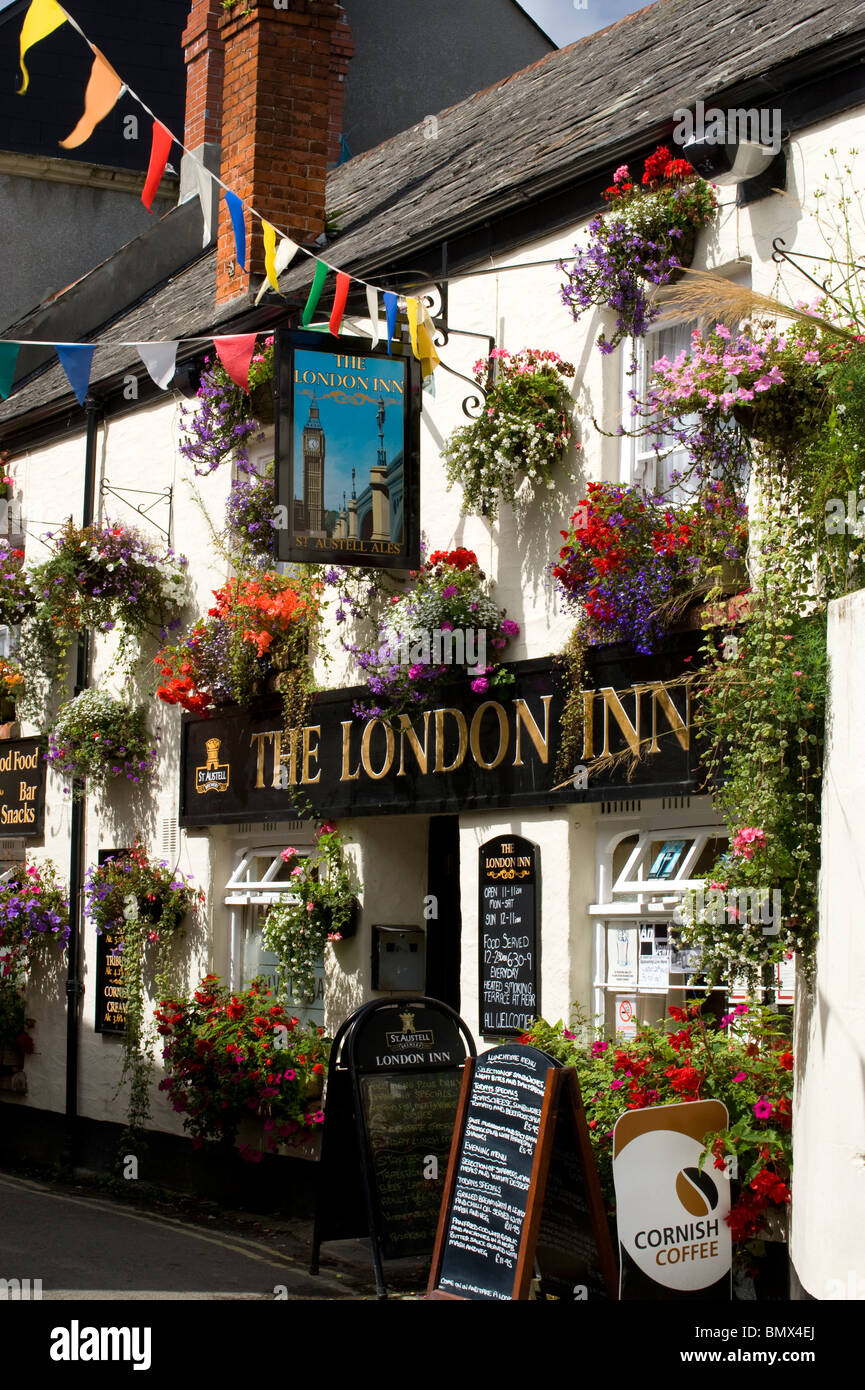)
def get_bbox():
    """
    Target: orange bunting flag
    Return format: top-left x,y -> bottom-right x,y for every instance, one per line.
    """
329,272 -> 351,336
213,334 -> 258,392
141,122 -> 174,212
59,47 -> 124,149
18,0 -> 67,95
